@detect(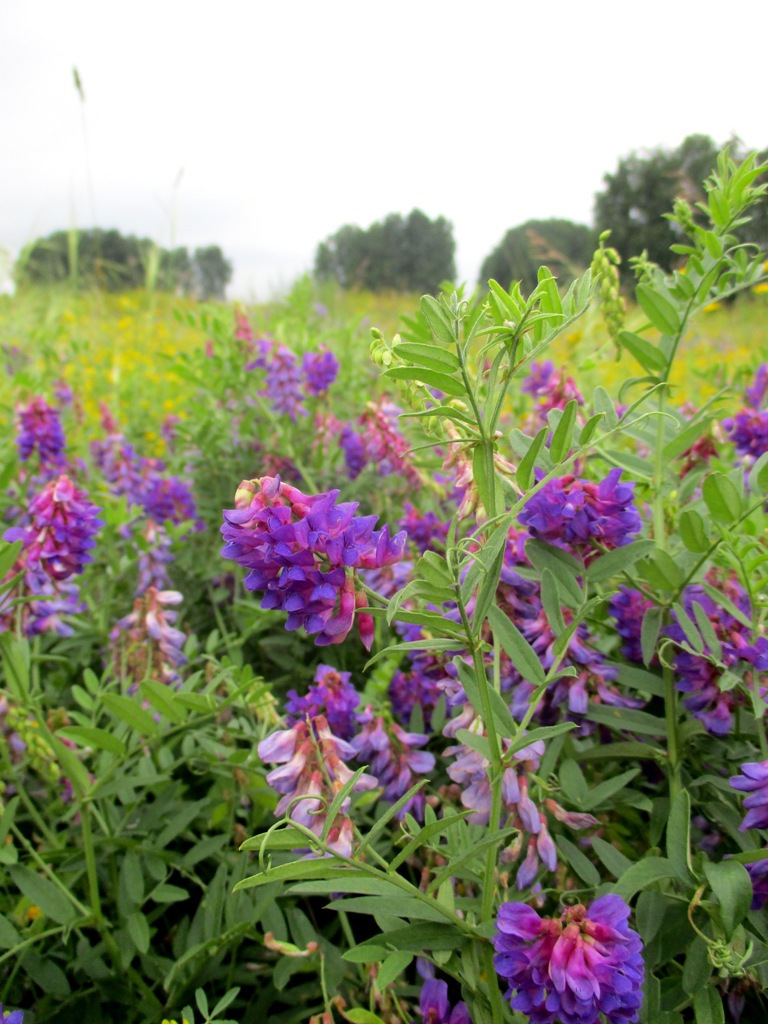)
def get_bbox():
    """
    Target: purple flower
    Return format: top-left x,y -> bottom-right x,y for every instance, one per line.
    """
221,475 -> 406,648
340,424 -> 368,479
262,342 -> 307,421
142,475 -> 200,527
493,896 -> 644,1024
0,1003 -> 24,1024
668,581 -> 765,735
730,761 -> 768,831
110,587 -> 187,690
413,980 -> 471,1024
745,855 -> 768,909
519,469 -> 642,560
16,396 -> 66,470
609,587 -> 654,664
398,503 -> 450,555
302,348 -> 339,396
722,408 -> 768,461
258,714 -> 376,856
285,664 -> 361,740
746,364 -> 768,409
351,710 -> 435,820
136,520 -> 175,593
5,474 -> 102,582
